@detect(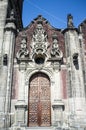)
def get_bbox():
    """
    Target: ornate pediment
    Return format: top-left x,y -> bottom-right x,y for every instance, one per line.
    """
15,15 -> 65,65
